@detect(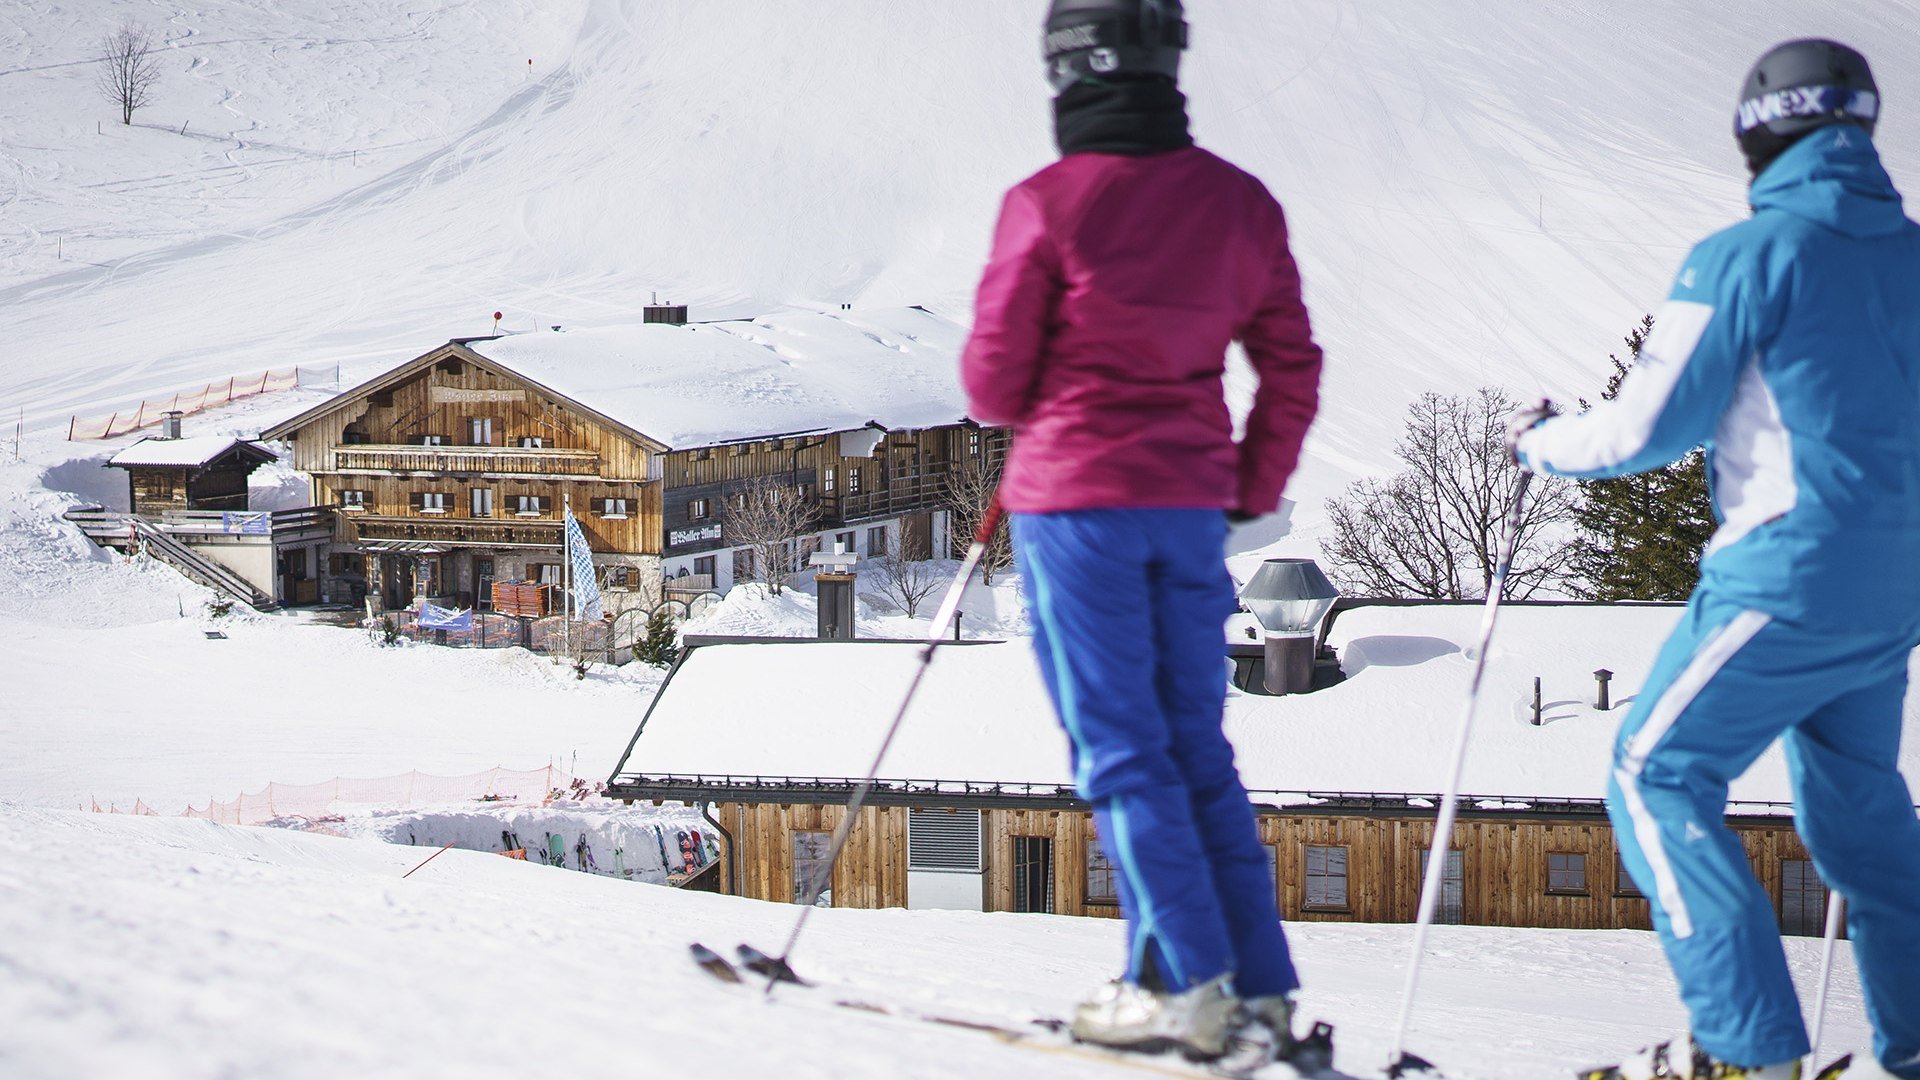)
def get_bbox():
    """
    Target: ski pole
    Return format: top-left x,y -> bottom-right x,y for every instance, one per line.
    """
1807,890 -> 1846,1068
402,842 -> 457,879
761,495 -> 1007,992
1386,470 -> 1533,1077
